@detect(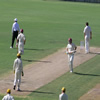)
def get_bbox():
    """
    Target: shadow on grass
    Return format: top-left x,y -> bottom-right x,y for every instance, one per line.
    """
24,48 -> 46,51
22,59 -> 51,63
19,90 -> 55,94
73,72 -> 100,76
